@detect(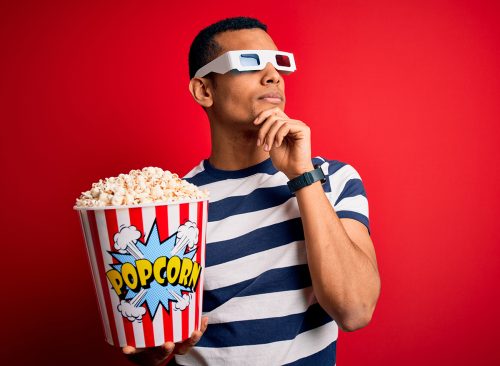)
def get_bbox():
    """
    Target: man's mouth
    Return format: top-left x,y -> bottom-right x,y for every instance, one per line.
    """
258,92 -> 284,104
261,98 -> 282,104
